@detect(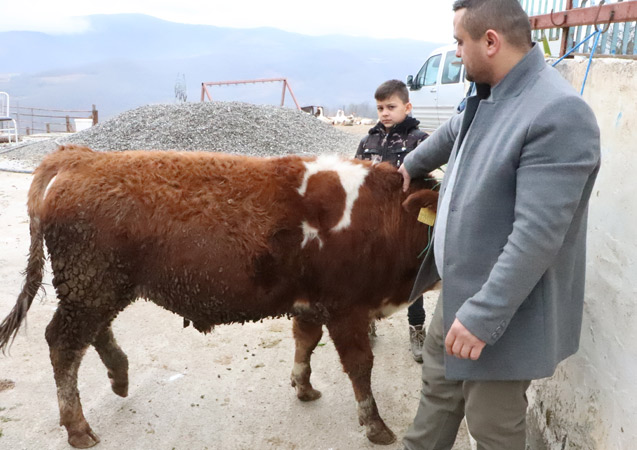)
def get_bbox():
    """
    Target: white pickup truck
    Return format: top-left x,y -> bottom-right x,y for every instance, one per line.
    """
406,44 -> 470,132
